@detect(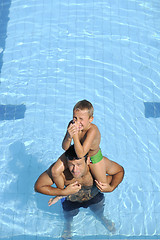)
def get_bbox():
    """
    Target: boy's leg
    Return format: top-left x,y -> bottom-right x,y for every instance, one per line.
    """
51,153 -> 67,189
89,157 -> 108,183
